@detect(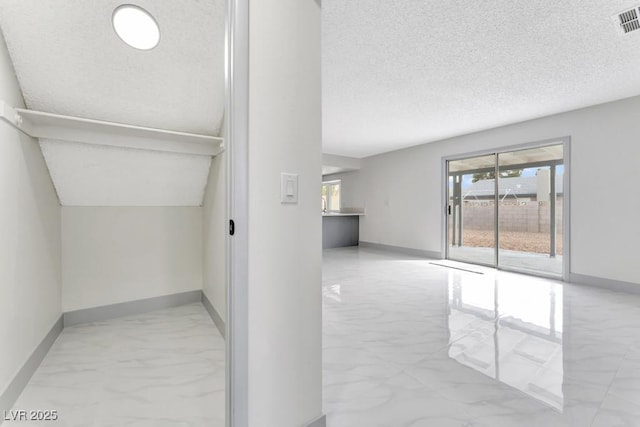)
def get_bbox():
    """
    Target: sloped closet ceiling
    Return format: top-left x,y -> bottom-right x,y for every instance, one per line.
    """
0,0 -> 225,206
40,140 -> 213,206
